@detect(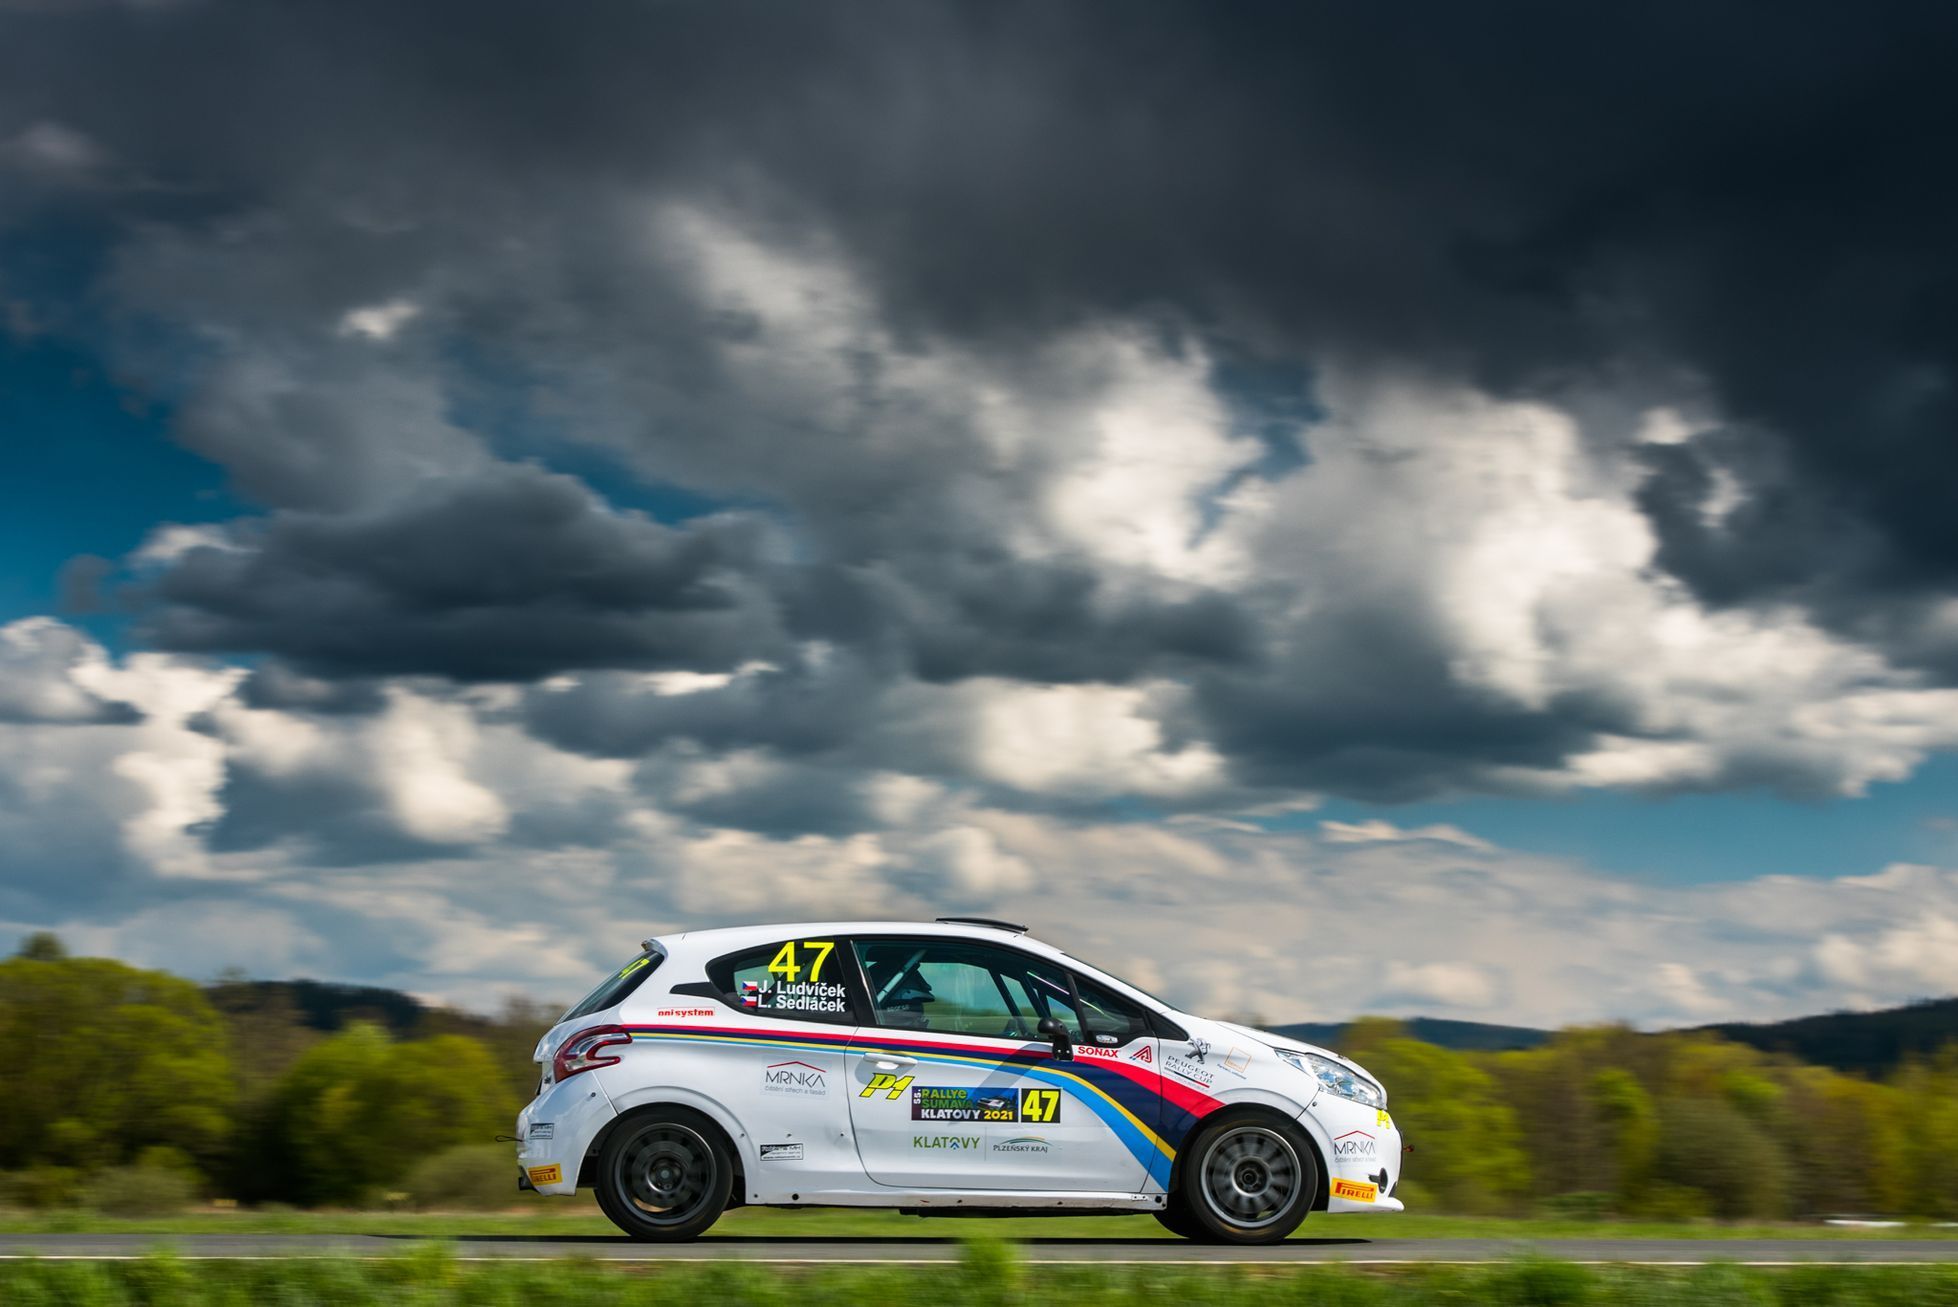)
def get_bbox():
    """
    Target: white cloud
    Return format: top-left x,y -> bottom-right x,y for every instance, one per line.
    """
5,620 -> 1957,1026
1233,369 -> 1958,797
3,121 -> 106,175
368,690 -> 509,845
1383,961 -> 1500,1009
0,618 -> 133,723
130,523 -> 234,567
1320,819 -> 1493,852
337,297 -> 422,341
968,680 -> 1224,798
1031,330 -> 1261,586
911,825 -> 1035,901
